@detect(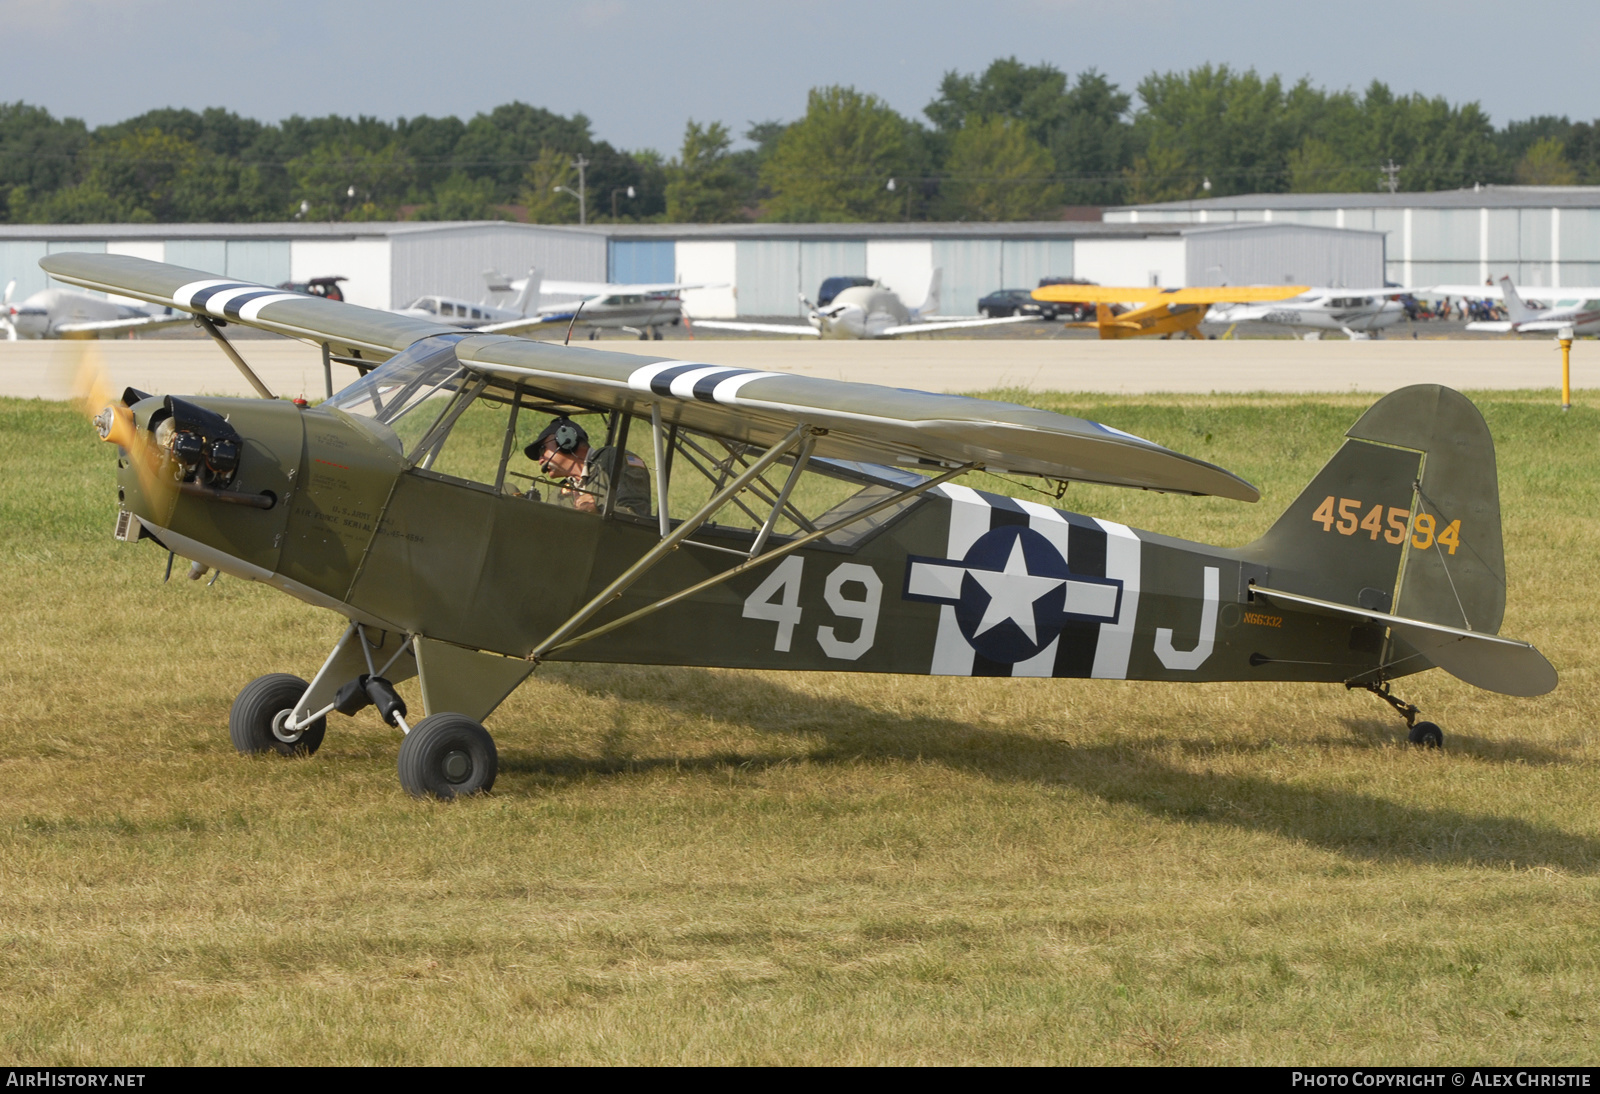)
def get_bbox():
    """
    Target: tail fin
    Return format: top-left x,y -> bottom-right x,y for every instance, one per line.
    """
1499,276 -> 1532,324
512,267 -> 542,317
1240,385 -> 1505,634
917,267 -> 942,317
